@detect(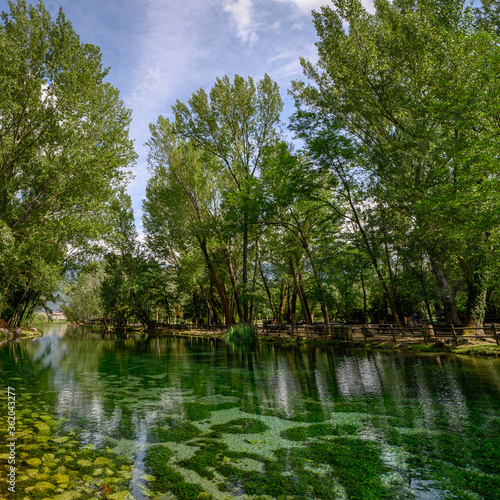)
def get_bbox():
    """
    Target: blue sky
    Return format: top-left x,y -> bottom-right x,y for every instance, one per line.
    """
1,0 -> 375,231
